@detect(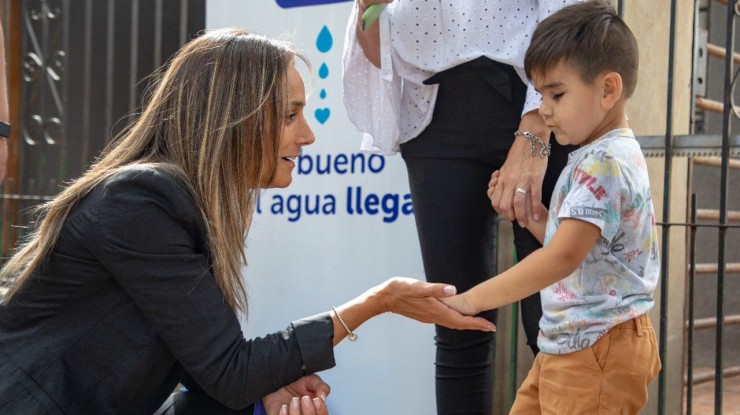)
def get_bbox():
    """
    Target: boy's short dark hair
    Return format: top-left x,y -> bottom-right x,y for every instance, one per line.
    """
525,0 -> 639,98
